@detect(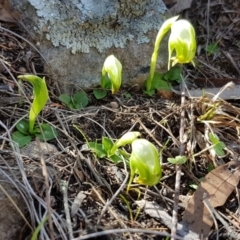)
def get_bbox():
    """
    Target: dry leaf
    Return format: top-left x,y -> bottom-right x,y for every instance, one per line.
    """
182,161 -> 240,237
0,0 -> 21,23
170,0 -> 193,14
135,200 -> 200,240
71,191 -> 86,217
157,89 -> 175,99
